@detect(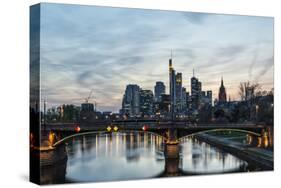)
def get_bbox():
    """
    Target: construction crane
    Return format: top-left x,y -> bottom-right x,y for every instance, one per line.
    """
85,89 -> 94,103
